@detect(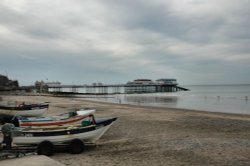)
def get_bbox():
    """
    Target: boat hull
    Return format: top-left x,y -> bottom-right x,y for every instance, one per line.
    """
0,108 -> 48,117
